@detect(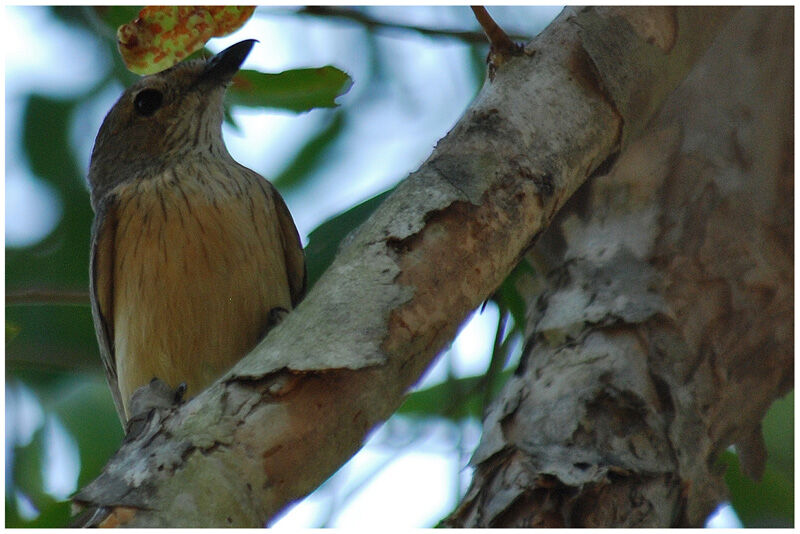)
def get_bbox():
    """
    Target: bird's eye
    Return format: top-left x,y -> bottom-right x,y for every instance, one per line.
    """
133,89 -> 163,117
